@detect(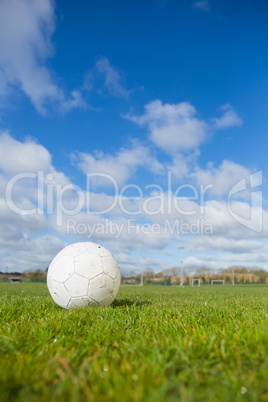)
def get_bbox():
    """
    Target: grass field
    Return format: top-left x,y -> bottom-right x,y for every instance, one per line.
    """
0,282 -> 268,402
